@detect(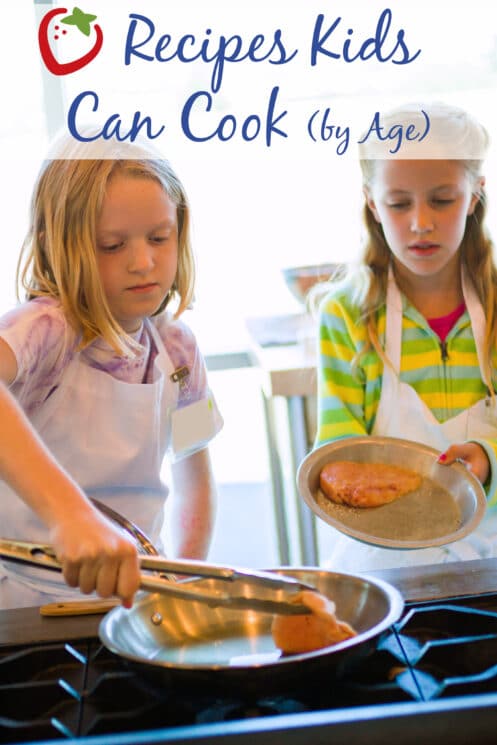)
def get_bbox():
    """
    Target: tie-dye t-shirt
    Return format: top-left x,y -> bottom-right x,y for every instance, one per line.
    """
0,297 -> 209,418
